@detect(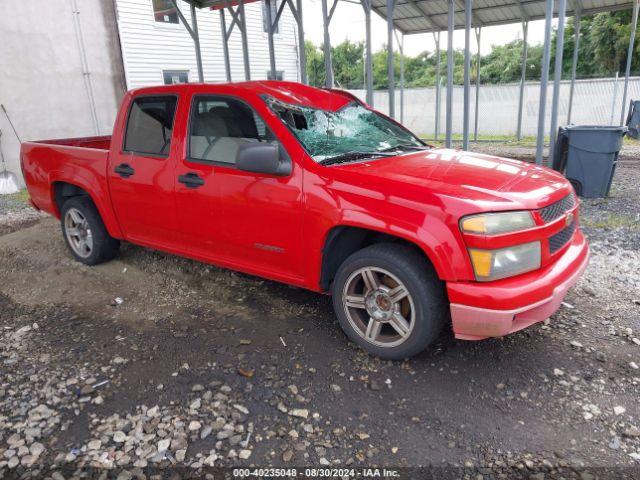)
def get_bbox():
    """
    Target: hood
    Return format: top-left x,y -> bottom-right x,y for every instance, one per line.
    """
331,148 -> 573,211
